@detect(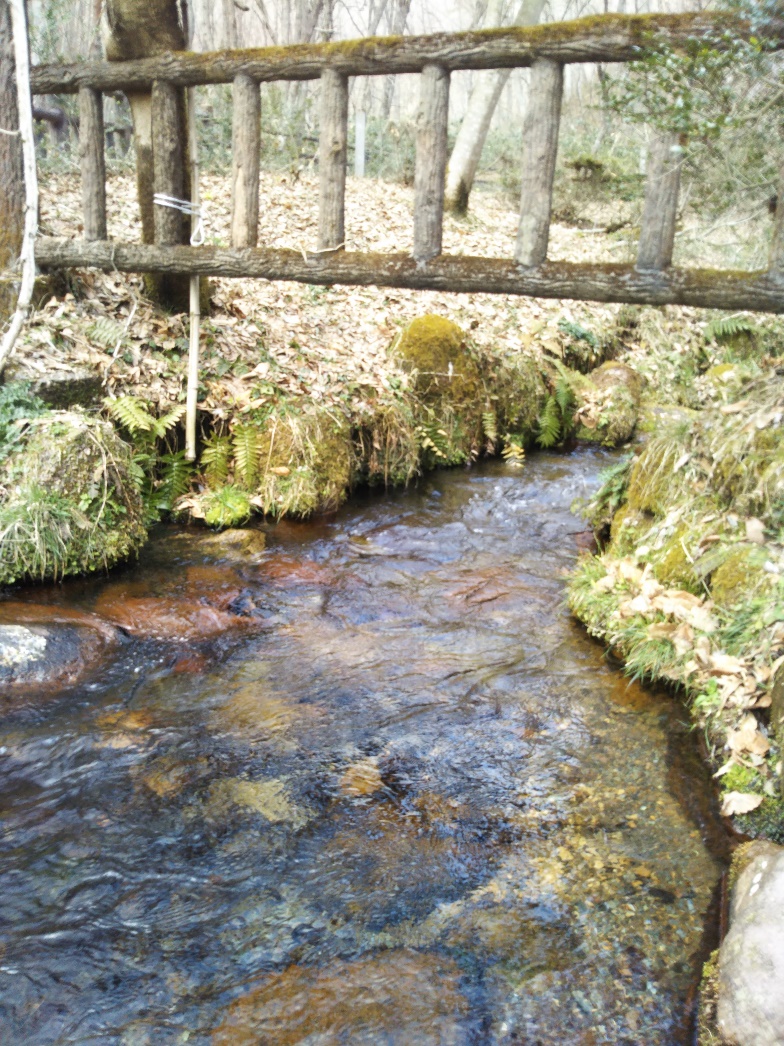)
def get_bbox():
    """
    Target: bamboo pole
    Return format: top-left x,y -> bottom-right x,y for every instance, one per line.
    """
0,0 -> 39,378
185,84 -> 201,462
